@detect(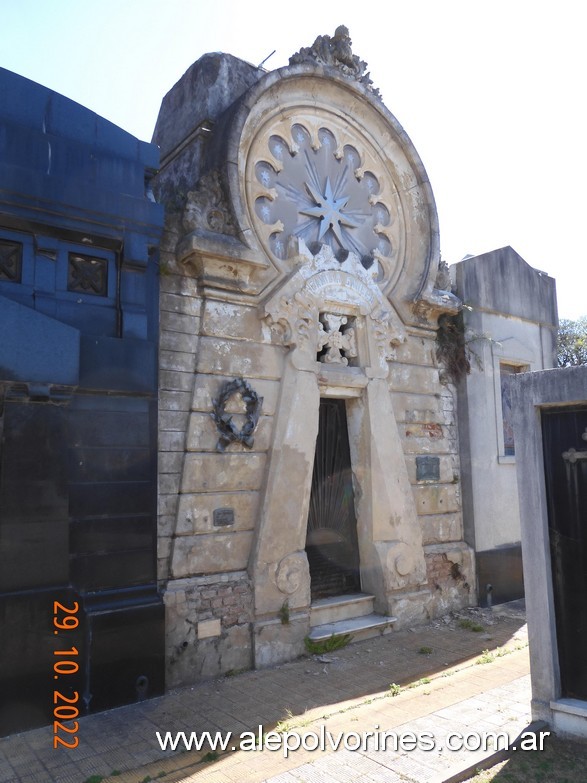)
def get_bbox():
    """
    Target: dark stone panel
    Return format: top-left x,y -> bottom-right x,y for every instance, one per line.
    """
0,294 -> 80,386
0,402 -> 69,591
0,588 -> 84,737
0,286 -> 32,308
78,335 -> 157,393
69,409 -> 150,448
68,481 -> 152,518
0,171 -> 163,242
476,545 -> 524,607
0,67 -> 55,131
72,549 -> 155,592
0,402 -> 69,484
0,69 -> 163,242
0,517 -> 69,592
71,393 -> 150,413
0,121 -> 51,172
84,601 -> 165,713
67,447 -> 151,483
51,300 -> 118,339
33,252 -> 56,292
71,516 -> 153,555
0,67 -> 156,167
